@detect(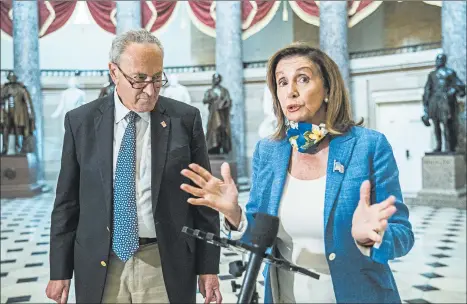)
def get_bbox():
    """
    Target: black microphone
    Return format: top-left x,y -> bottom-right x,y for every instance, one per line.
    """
181,225 -> 320,280
237,213 -> 280,304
